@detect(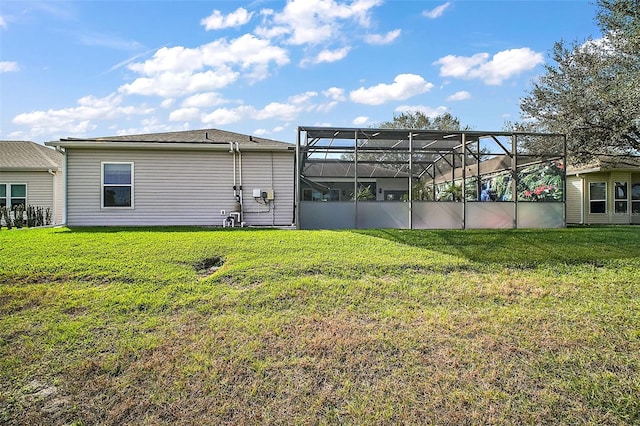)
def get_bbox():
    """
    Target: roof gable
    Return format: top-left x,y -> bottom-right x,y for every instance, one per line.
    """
0,141 -> 63,170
